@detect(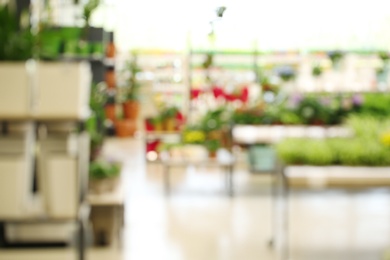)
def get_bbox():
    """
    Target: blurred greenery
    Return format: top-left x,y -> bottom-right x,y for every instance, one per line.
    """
276,115 -> 390,166
0,5 -> 35,61
89,160 -> 121,179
